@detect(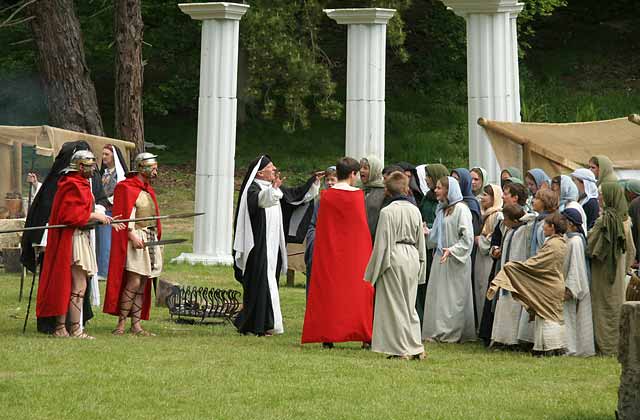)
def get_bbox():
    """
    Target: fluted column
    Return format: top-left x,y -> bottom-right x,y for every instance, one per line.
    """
173,2 -> 248,265
443,0 -> 523,183
324,8 -> 395,163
